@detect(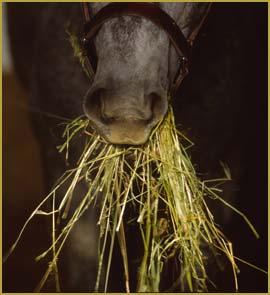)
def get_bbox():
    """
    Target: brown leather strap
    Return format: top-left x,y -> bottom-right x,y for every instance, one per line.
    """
171,3 -> 212,94
81,3 -> 97,75
82,3 -> 191,73
80,3 -> 210,96
81,3 -> 91,23
170,56 -> 189,96
187,3 -> 212,46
